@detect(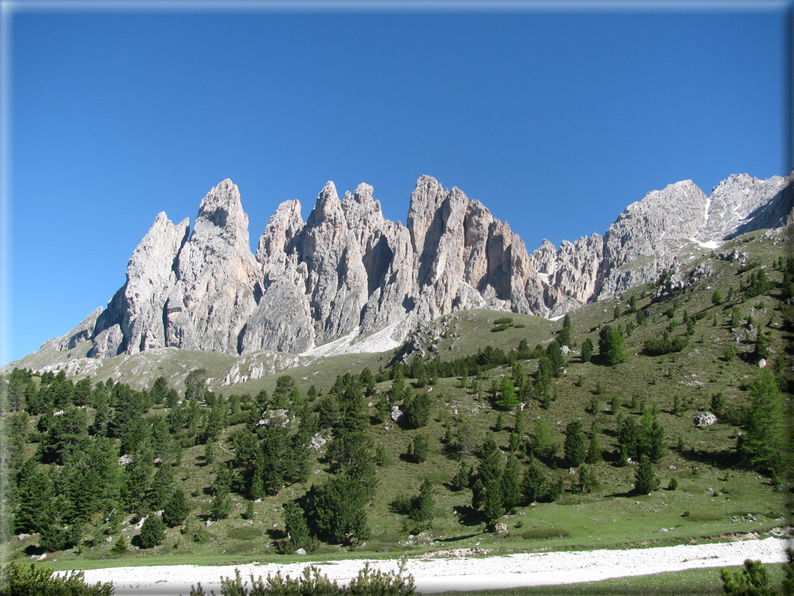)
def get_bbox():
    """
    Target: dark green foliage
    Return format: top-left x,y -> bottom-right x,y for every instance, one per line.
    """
521,457 -> 548,504
586,428 -> 602,464
162,488 -> 190,527
148,463 -> 176,511
450,462 -> 471,491
720,559 -> 776,596
784,548 -> 794,596
408,479 -> 435,525
534,356 -> 553,405
210,489 -> 233,521
39,493 -> 81,552
480,479 -> 504,525
634,455 -> 660,495
500,456 -> 522,511
643,330 -> 688,356
138,514 -> 166,549
184,368 -> 207,401
280,500 -> 316,553
0,562 -> 114,595
408,434 -> 430,463
578,464 -> 599,494
753,331 -> 771,361
581,338 -> 593,362
495,378 -> 519,410
617,416 -> 639,465
110,535 -> 128,554
150,376 -> 169,405
598,325 -> 626,365
530,418 -> 556,459
402,391 -> 431,428
545,340 -> 566,377
558,314 -> 572,347
563,420 -> 587,467
743,268 -> 772,299
305,473 -> 371,544
739,369 -> 787,476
